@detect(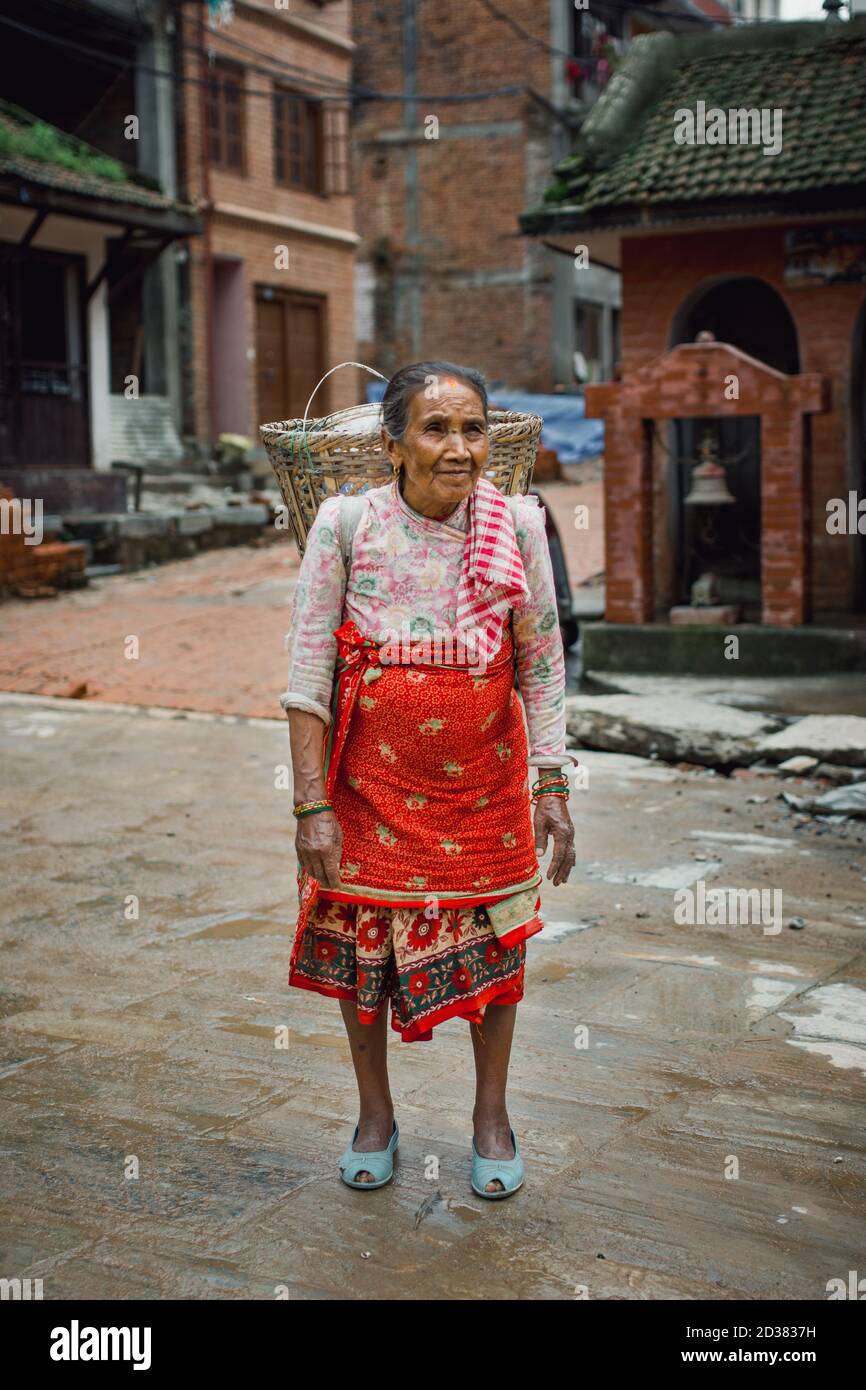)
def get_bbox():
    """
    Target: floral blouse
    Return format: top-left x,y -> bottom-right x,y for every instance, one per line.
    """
281,477 -> 569,765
